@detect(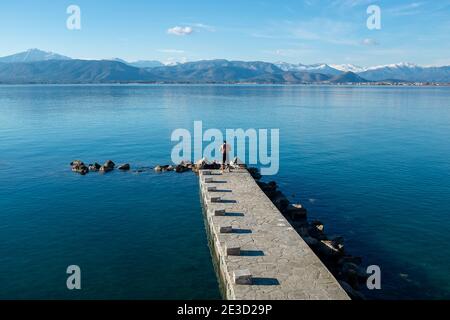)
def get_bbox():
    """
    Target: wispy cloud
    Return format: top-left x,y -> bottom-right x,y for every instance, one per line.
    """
263,46 -> 314,58
362,38 -> 379,46
167,26 -> 193,36
330,0 -> 375,8
189,23 -> 216,32
252,18 -> 361,46
158,49 -> 185,54
388,2 -> 426,16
